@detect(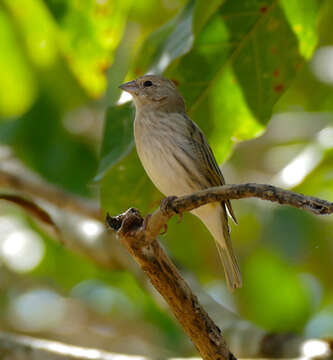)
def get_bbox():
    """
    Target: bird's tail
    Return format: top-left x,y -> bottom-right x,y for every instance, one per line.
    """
217,205 -> 242,290
192,203 -> 242,290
